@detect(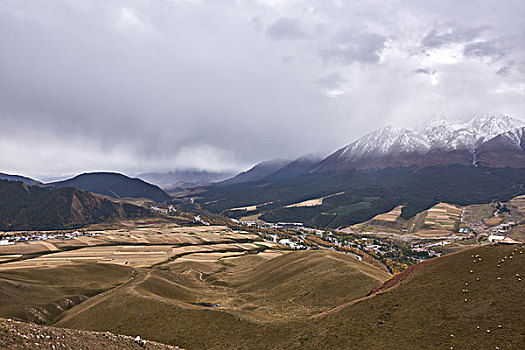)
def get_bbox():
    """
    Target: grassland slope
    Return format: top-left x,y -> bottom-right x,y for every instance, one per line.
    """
54,249 -> 391,349
0,263 -> 132,323
302,244 -> 525,349
56,244 -> 525,349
